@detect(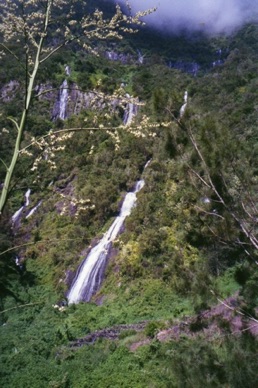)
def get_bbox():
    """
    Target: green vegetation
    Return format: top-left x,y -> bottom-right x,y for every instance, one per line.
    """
1,2 -> 258,385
